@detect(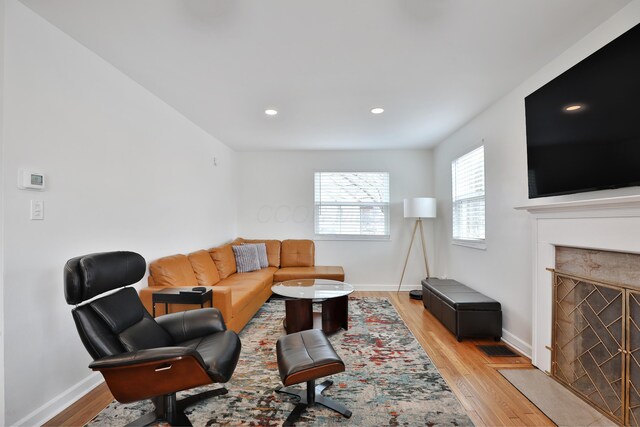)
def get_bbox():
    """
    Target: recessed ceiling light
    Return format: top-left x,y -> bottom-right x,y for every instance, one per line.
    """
564,104 -> 583,112
371,107 -> 384,114
265,109 -> 278,116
